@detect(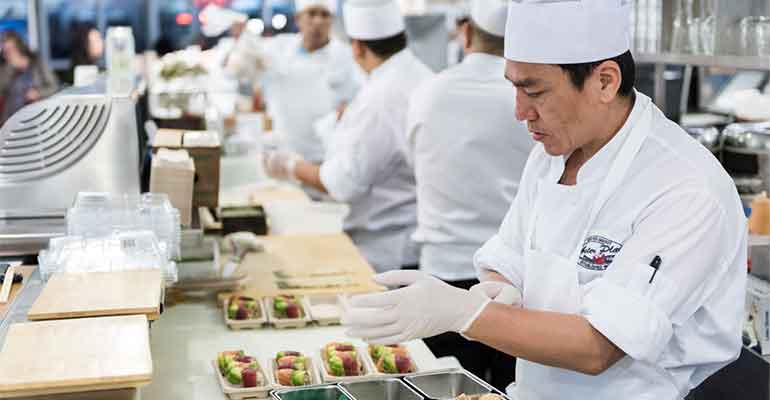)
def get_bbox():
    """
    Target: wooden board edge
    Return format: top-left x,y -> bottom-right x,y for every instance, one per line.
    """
0,378 -> 151,398
26,306 -> 161,322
